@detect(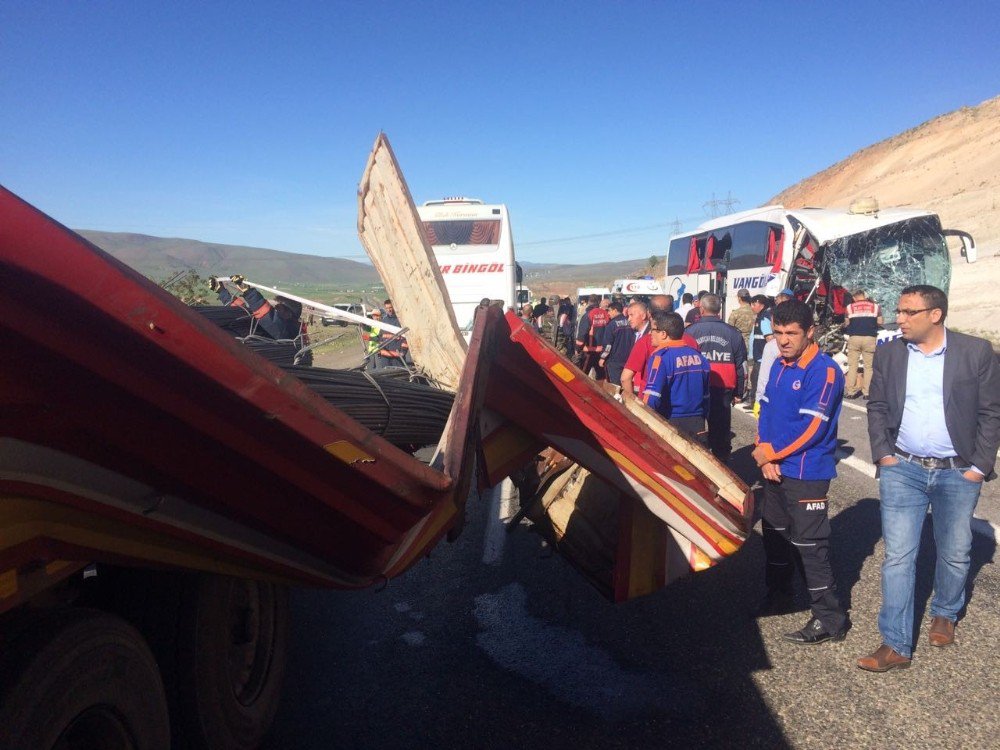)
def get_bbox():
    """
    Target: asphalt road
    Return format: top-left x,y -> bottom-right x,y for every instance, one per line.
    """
266,402 -> 999,750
